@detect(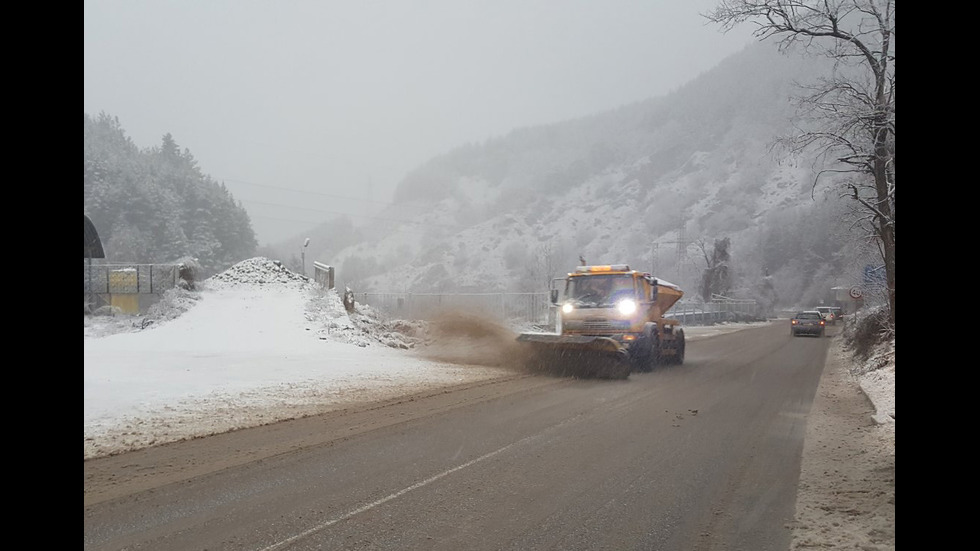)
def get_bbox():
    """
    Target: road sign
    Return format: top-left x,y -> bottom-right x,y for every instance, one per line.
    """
849,286 -> 863,299
864,264 -> 885,286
